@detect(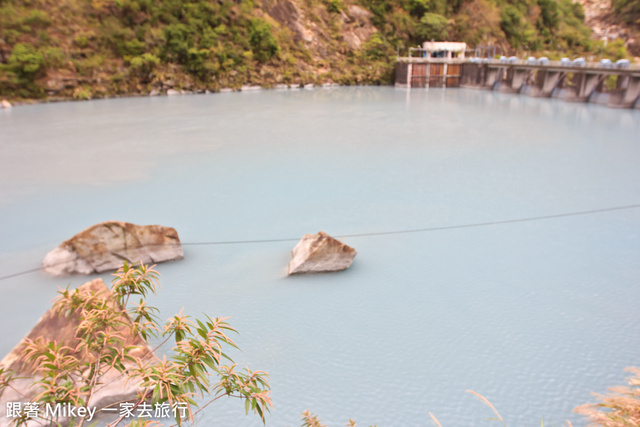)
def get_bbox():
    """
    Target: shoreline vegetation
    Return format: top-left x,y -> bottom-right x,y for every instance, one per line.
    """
0,0 -> 637,104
